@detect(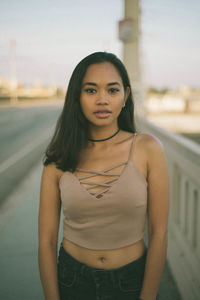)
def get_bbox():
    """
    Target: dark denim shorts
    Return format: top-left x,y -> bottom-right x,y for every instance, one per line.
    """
57,242 -> 160,300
